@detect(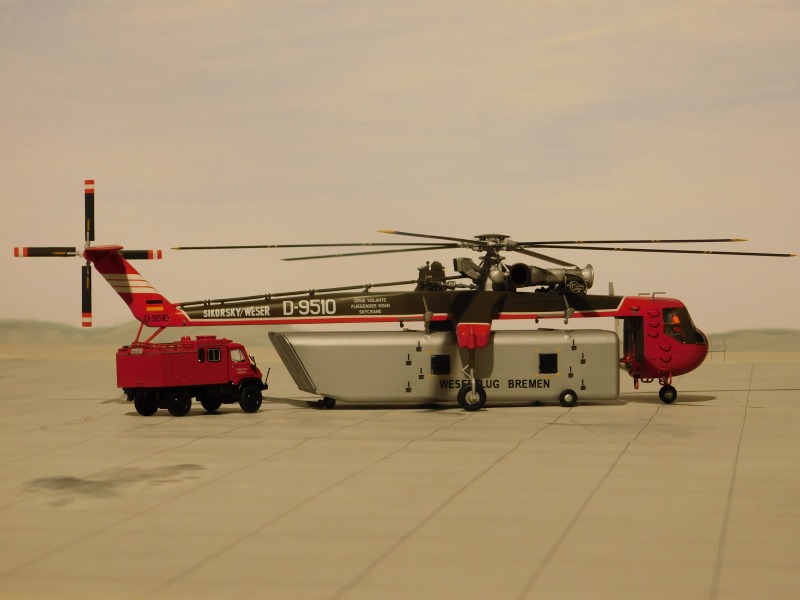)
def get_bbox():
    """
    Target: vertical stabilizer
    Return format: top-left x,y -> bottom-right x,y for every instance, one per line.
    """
84,245 -> 186,327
